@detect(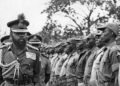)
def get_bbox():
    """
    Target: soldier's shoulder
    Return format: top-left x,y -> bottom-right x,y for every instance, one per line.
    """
0,43 -> 12,50
27,44 -> 39,51
41,53 -> 49,59
110,44 -> 119,51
